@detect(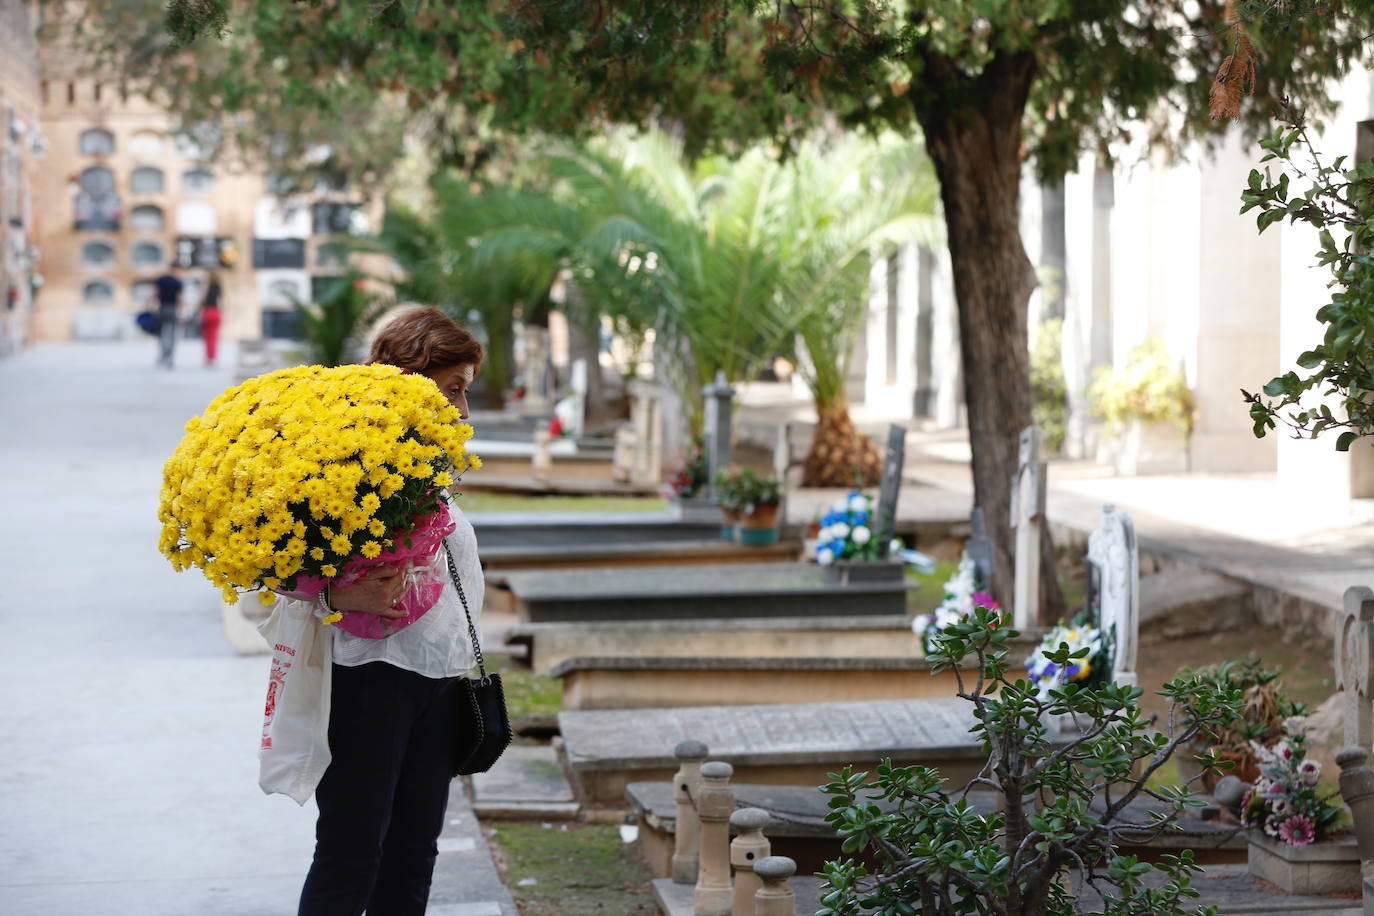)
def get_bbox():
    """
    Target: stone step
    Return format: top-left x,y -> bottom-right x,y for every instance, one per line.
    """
468,744 -> 576,822
557,697 -> 988,810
